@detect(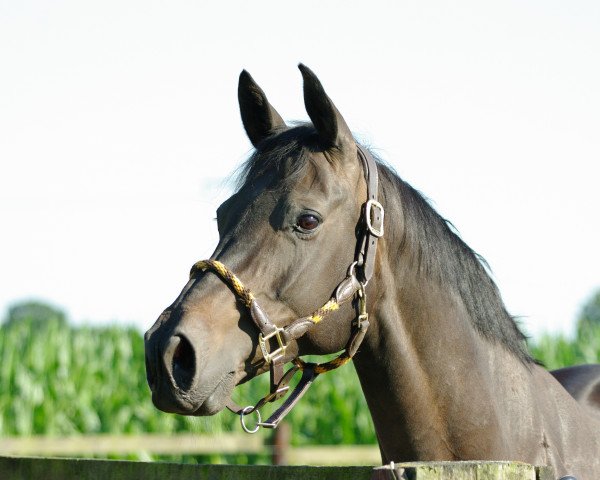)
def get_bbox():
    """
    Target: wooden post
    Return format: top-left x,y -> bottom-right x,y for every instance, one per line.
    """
371,461 -> 554,479
271,421 -> 291,465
